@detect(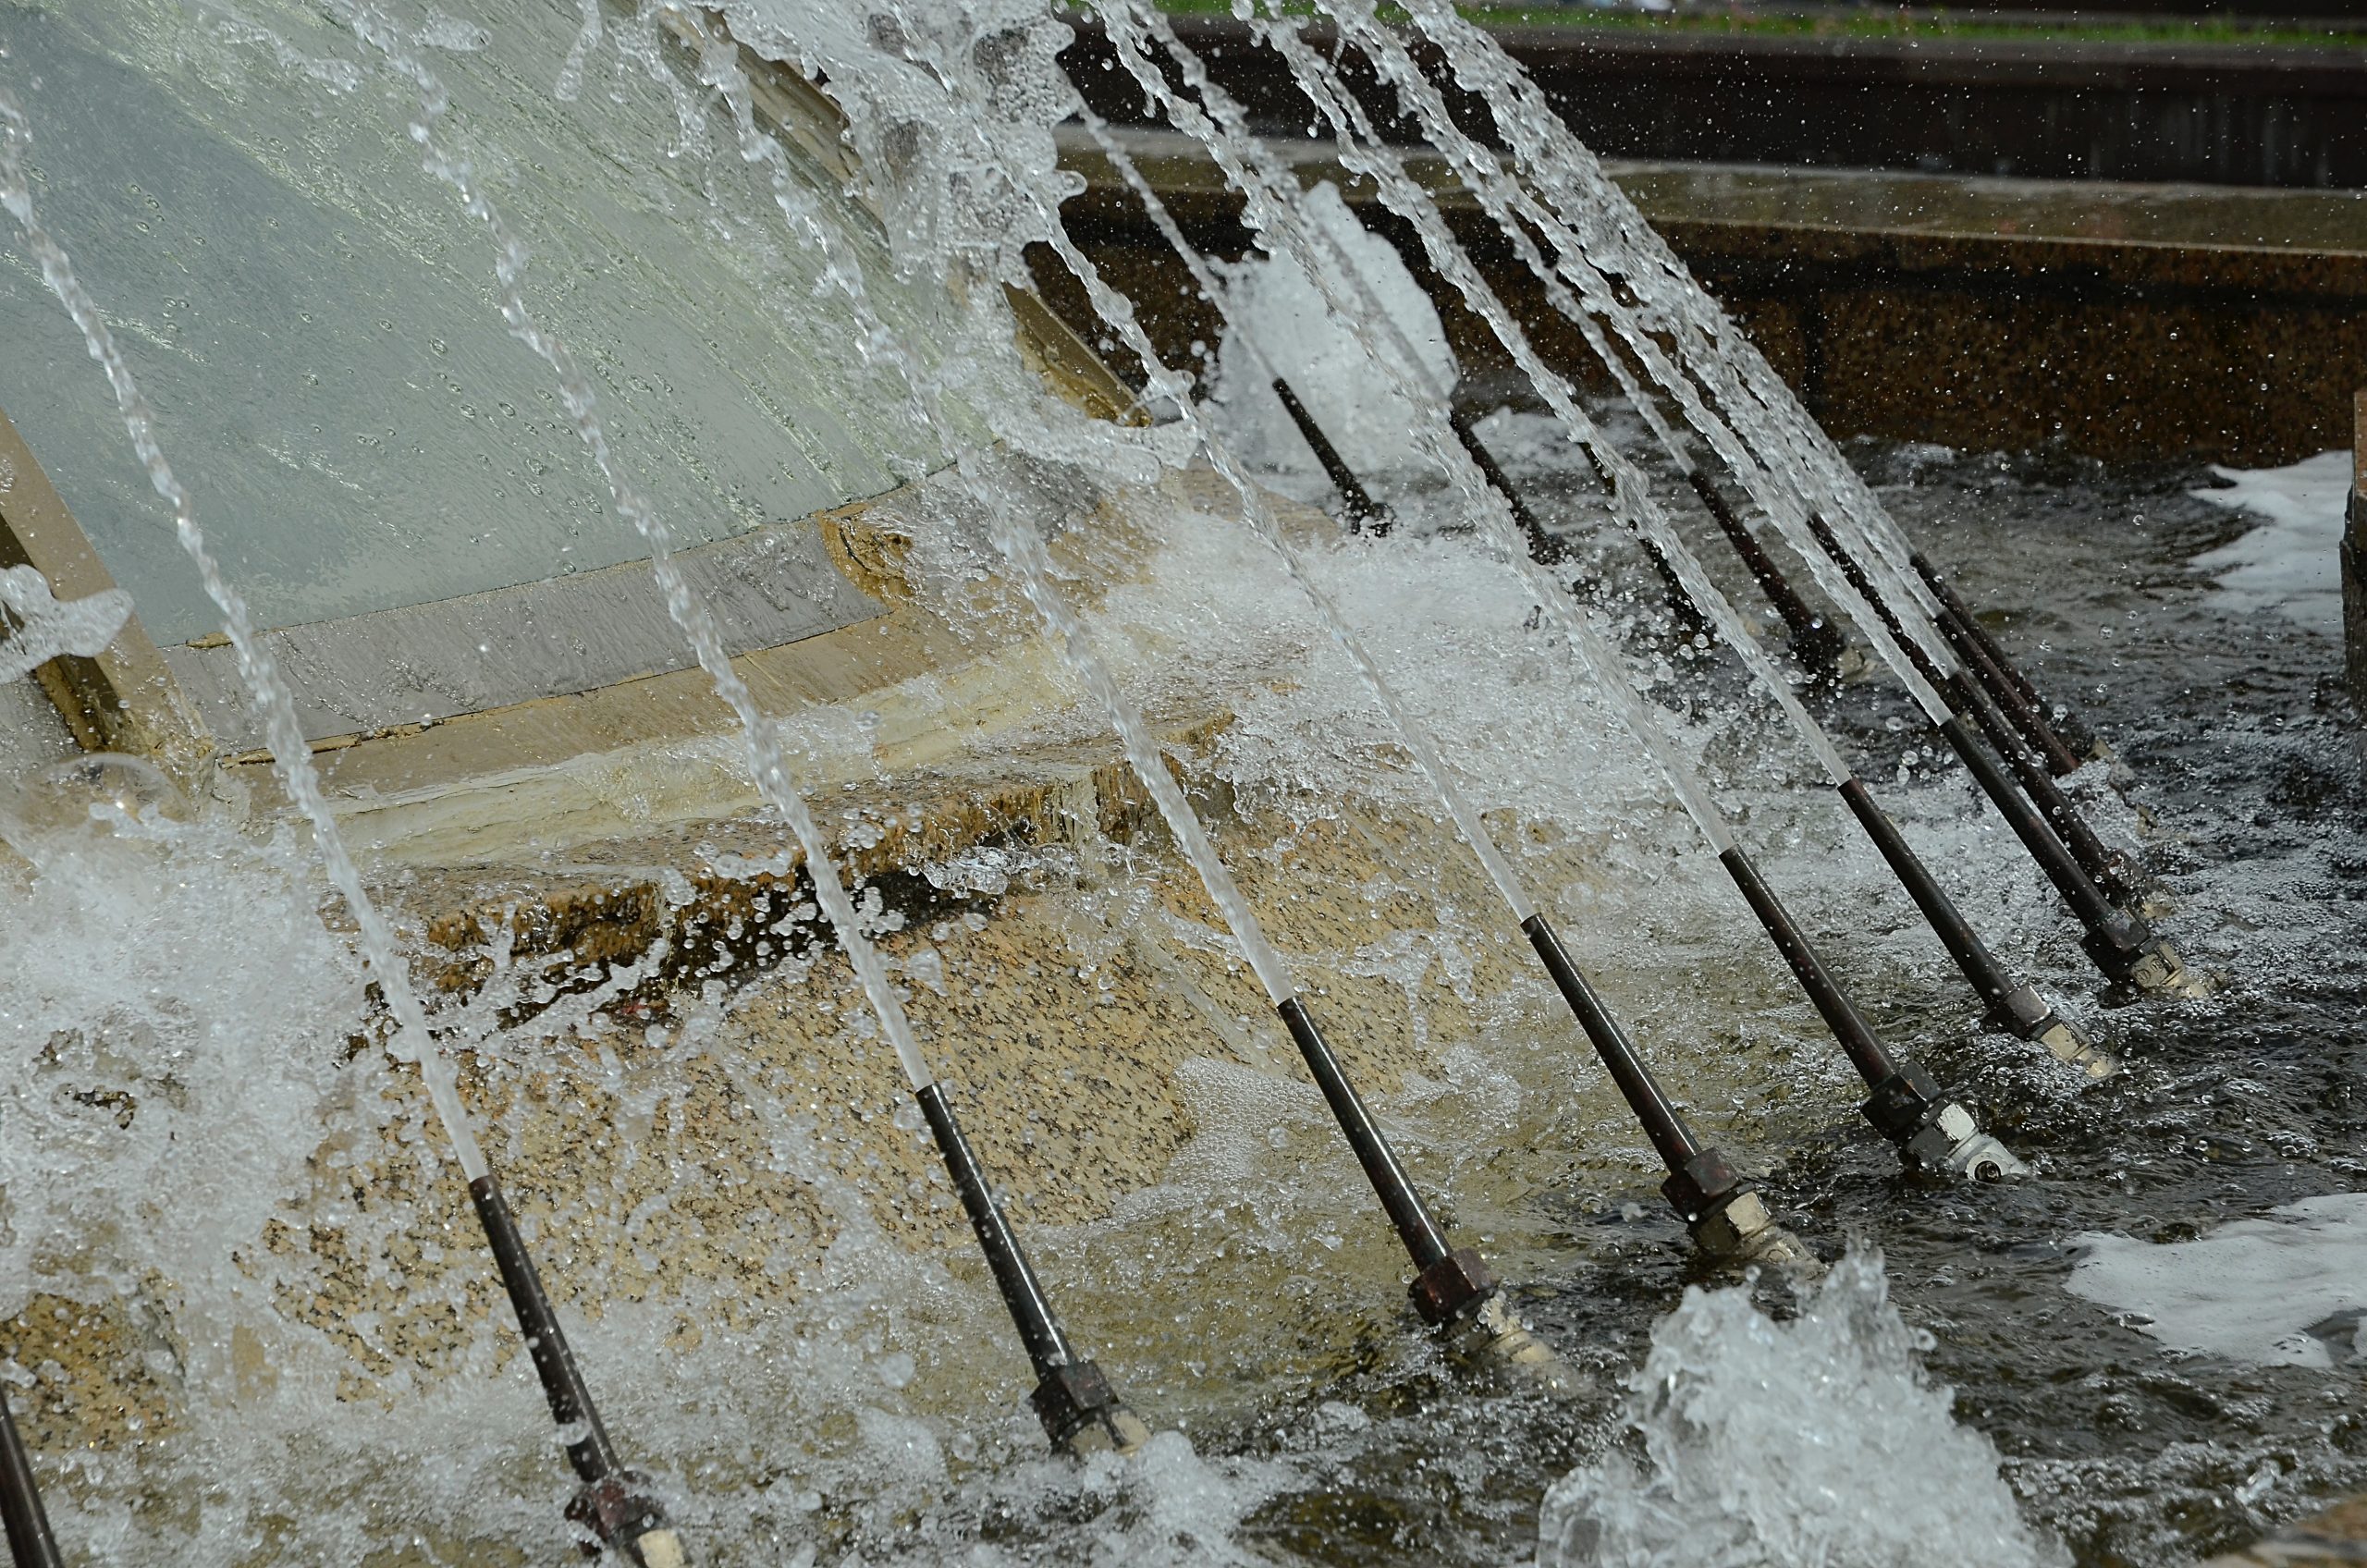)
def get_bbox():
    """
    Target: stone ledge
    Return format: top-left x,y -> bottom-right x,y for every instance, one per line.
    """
1049,127 -> 2367,464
